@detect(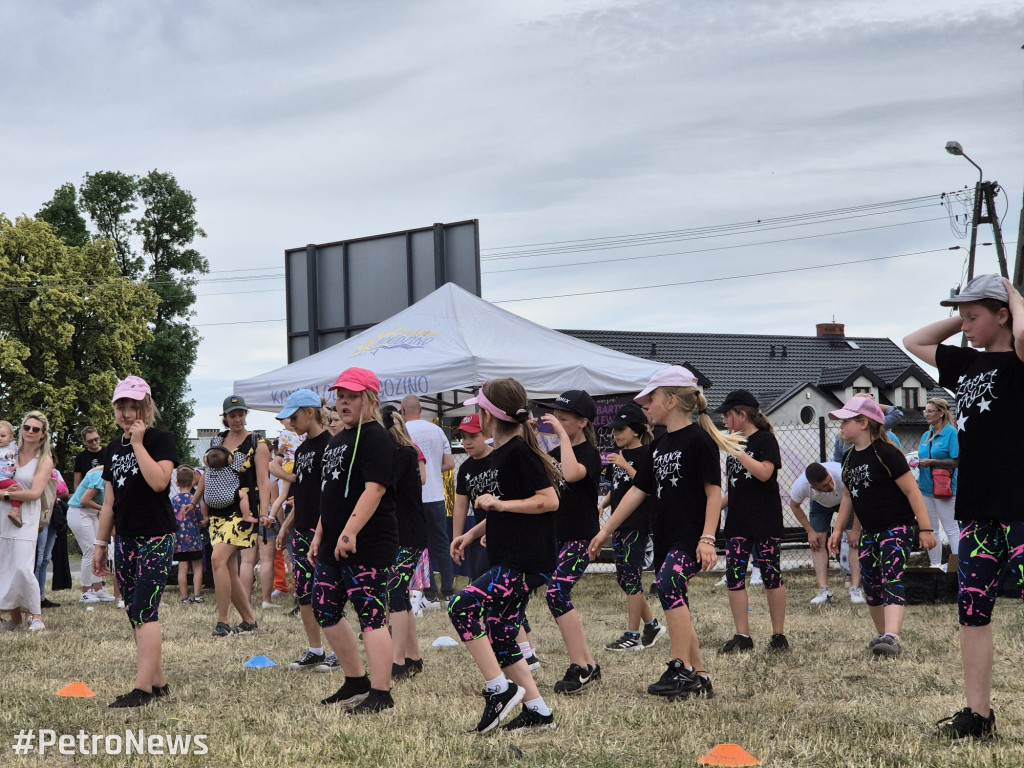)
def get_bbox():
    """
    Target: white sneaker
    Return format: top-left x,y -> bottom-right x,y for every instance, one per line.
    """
420,598 -> 441,612
810,587 -> 835,605
116,599 -> 125,609
271,589 -> 288,598
261,601 -> 282,610
92,588 -> 116,602
849,587 -> 866,604
28,619 -> 45,632
714,576 -> 728,587
409,590 -> 423,617
80,591 -> 101,603
750,568 -> 764,586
